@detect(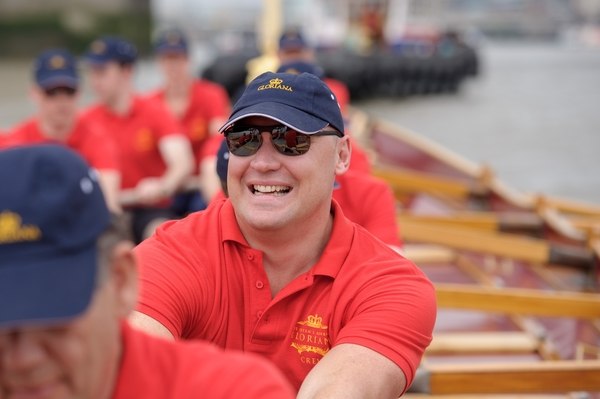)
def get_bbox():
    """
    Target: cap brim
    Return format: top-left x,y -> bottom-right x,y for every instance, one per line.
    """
84,55 -> 113,66
155,46 -> 188,55
38,76 -> 79,90
219,101 -> 329,134
0,248 -> 97,328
